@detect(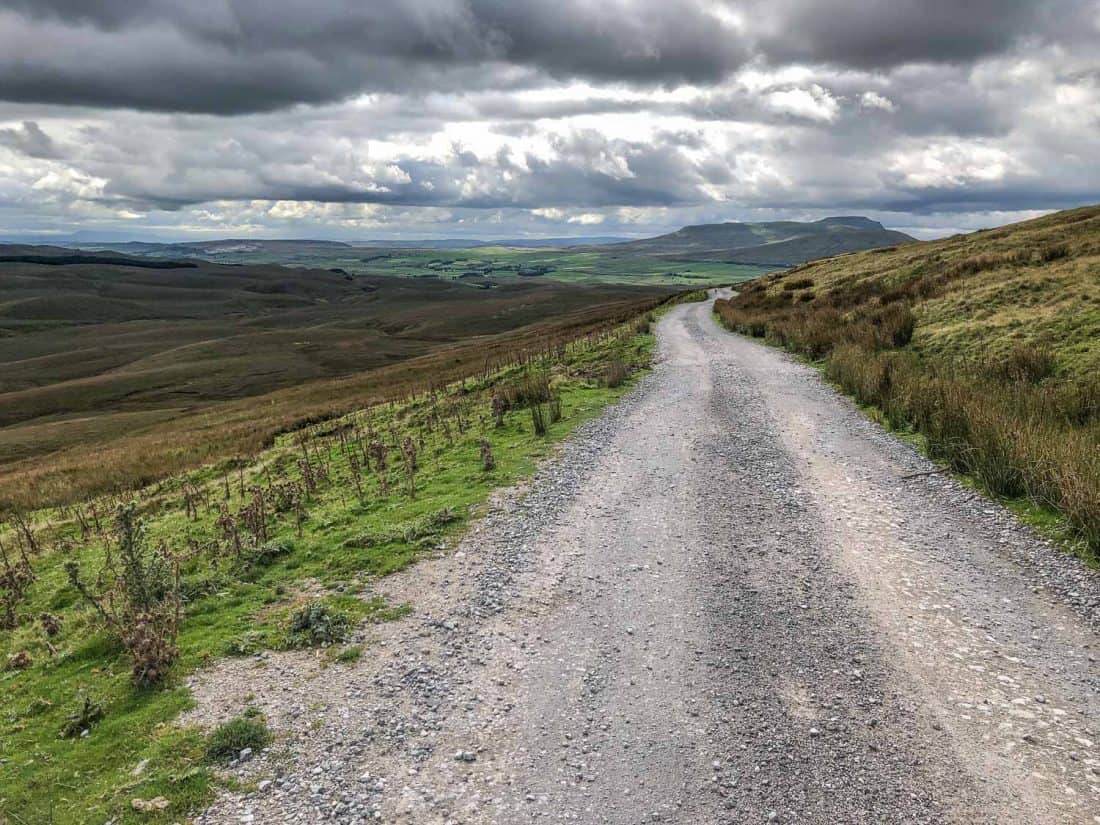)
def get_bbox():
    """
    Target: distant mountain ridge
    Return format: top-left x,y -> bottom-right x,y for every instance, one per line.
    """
93,238 -> 354,256
19,217 -> 915,268
71,236 -> 631,255
596,216 -> 916,265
